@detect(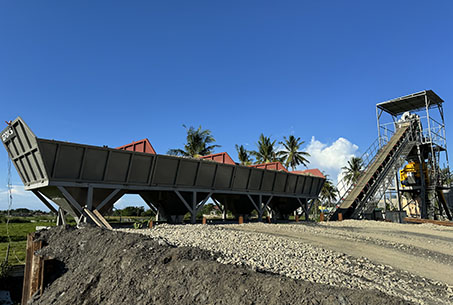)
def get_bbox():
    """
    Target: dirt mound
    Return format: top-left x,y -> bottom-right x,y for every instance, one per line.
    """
30,226 -> 411,305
